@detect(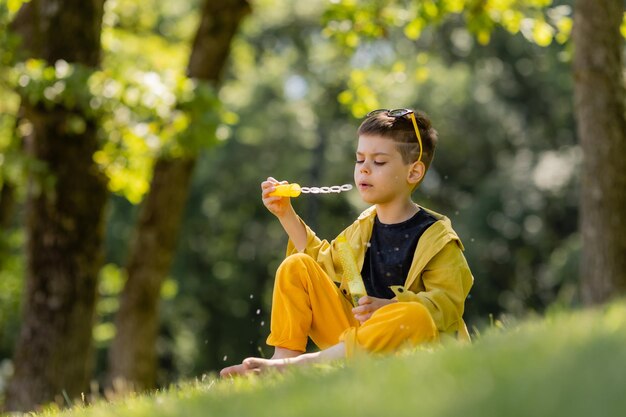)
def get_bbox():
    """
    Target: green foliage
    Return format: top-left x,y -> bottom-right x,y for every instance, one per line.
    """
0,101 -> 21,192
94,263 -> 179,347
0,229 -> 24,358
93,264 -> 127,346
323,0 -> 573,48
0,0 -> 227,204
0,1 -> 22,66
4,57 -> 226,203
29,300 -> 626,417
103,0 -> 201,43
0,2 -> 24,364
